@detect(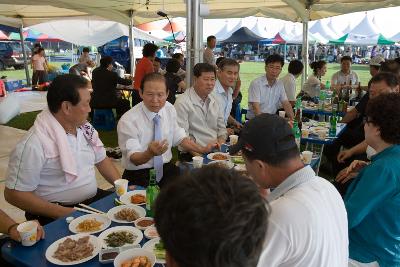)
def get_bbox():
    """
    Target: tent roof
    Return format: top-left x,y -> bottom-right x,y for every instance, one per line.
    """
214,21 -> 231,40
330,32 -> 394,45
136,22 -> 160,32
348,14 -> 380,35
251,19 -> 269,38
162,20 -> 183,32
221,26 -> 264,43
29,19 -> 166,46
309,20 -> 339,40
0,30 -> 8,40
0,1 -> 399,27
